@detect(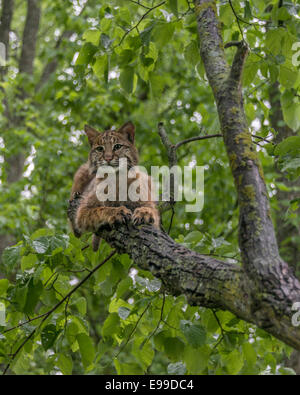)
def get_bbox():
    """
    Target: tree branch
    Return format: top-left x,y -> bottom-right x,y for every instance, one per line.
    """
99,224 -> 300,350
229,40 -> 249,89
